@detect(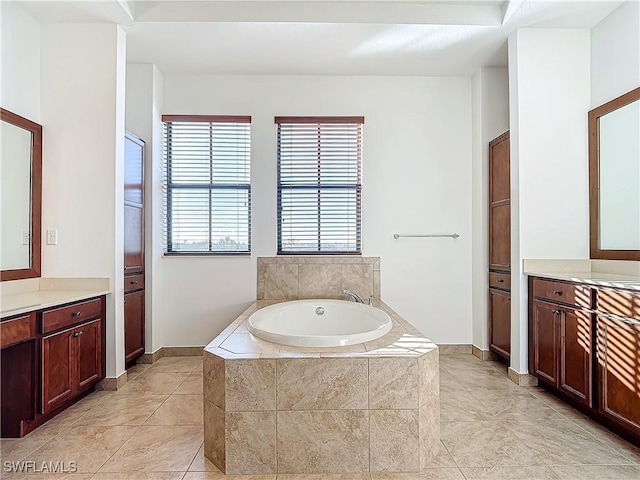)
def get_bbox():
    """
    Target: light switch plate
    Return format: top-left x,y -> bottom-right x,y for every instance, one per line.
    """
21,230 -> 30,245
